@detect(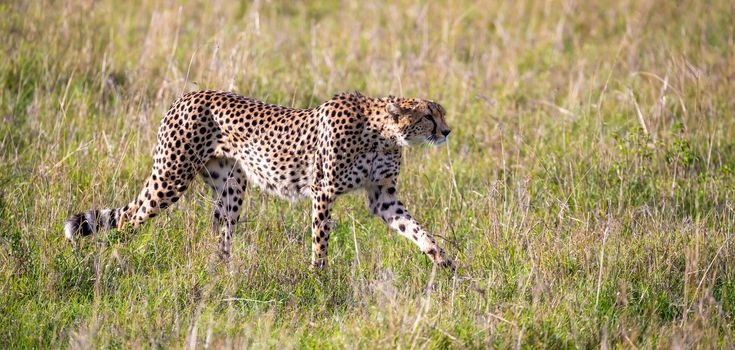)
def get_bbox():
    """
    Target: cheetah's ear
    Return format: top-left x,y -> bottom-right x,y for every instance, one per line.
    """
386,103 -> 411,122
386,103 -> 403,117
